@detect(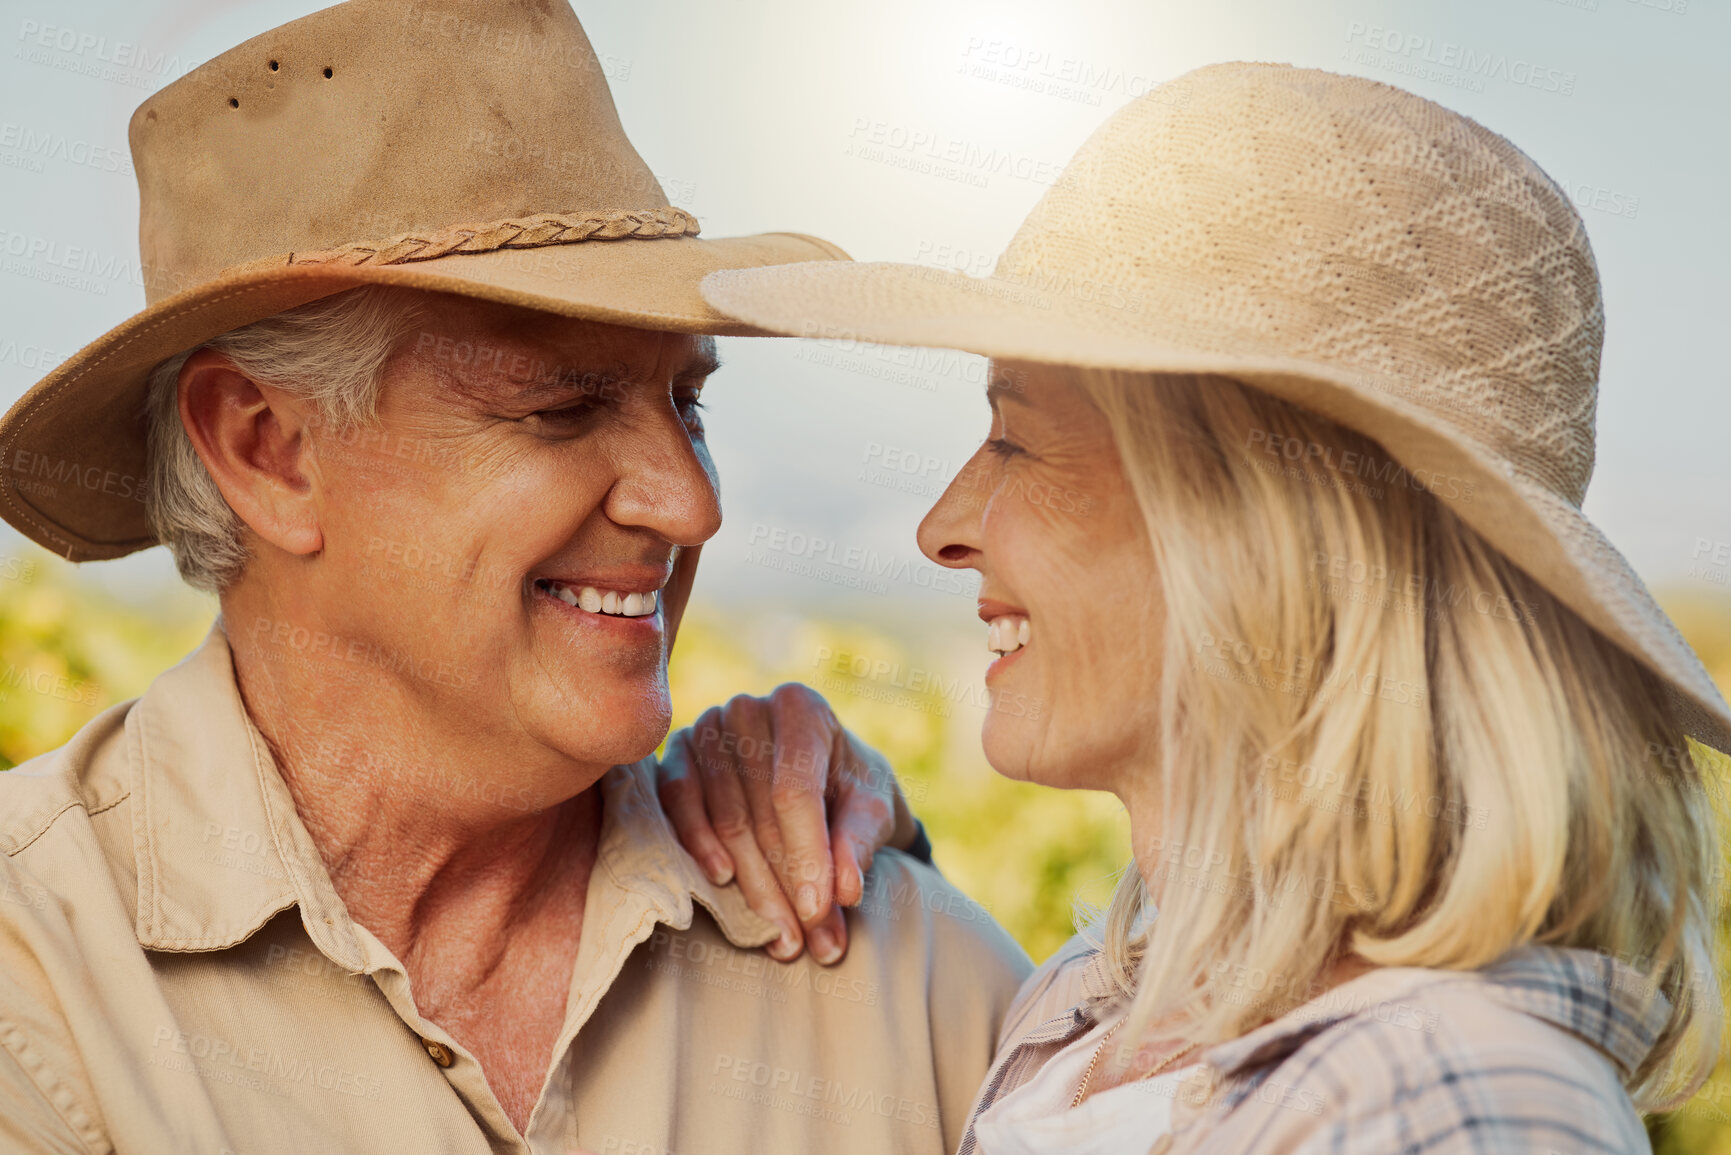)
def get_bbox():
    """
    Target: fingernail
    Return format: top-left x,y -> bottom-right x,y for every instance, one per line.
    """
795,883 -> 820,922
705,855 -> 733,886
808,925 -> 842,966
770,927 -> 801,961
